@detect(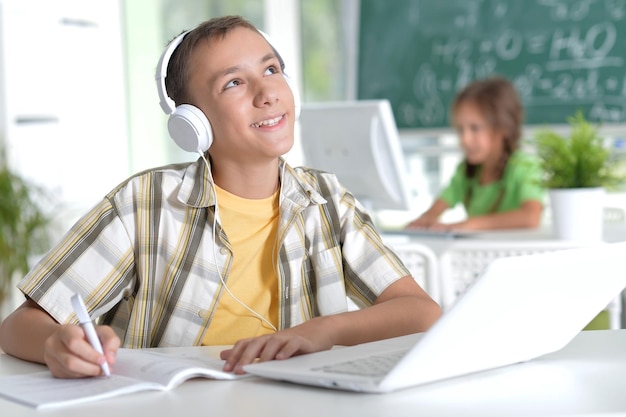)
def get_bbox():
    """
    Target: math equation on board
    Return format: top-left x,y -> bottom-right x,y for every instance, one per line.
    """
358,0 -> 626,128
